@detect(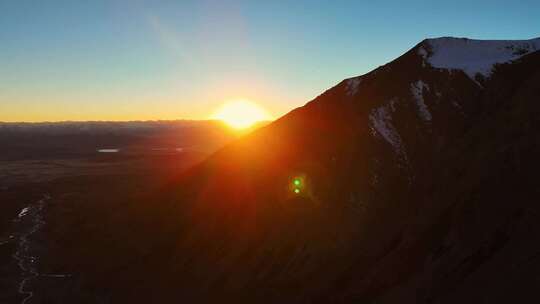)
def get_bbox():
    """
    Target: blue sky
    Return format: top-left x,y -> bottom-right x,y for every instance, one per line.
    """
1,0 -> 538,121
